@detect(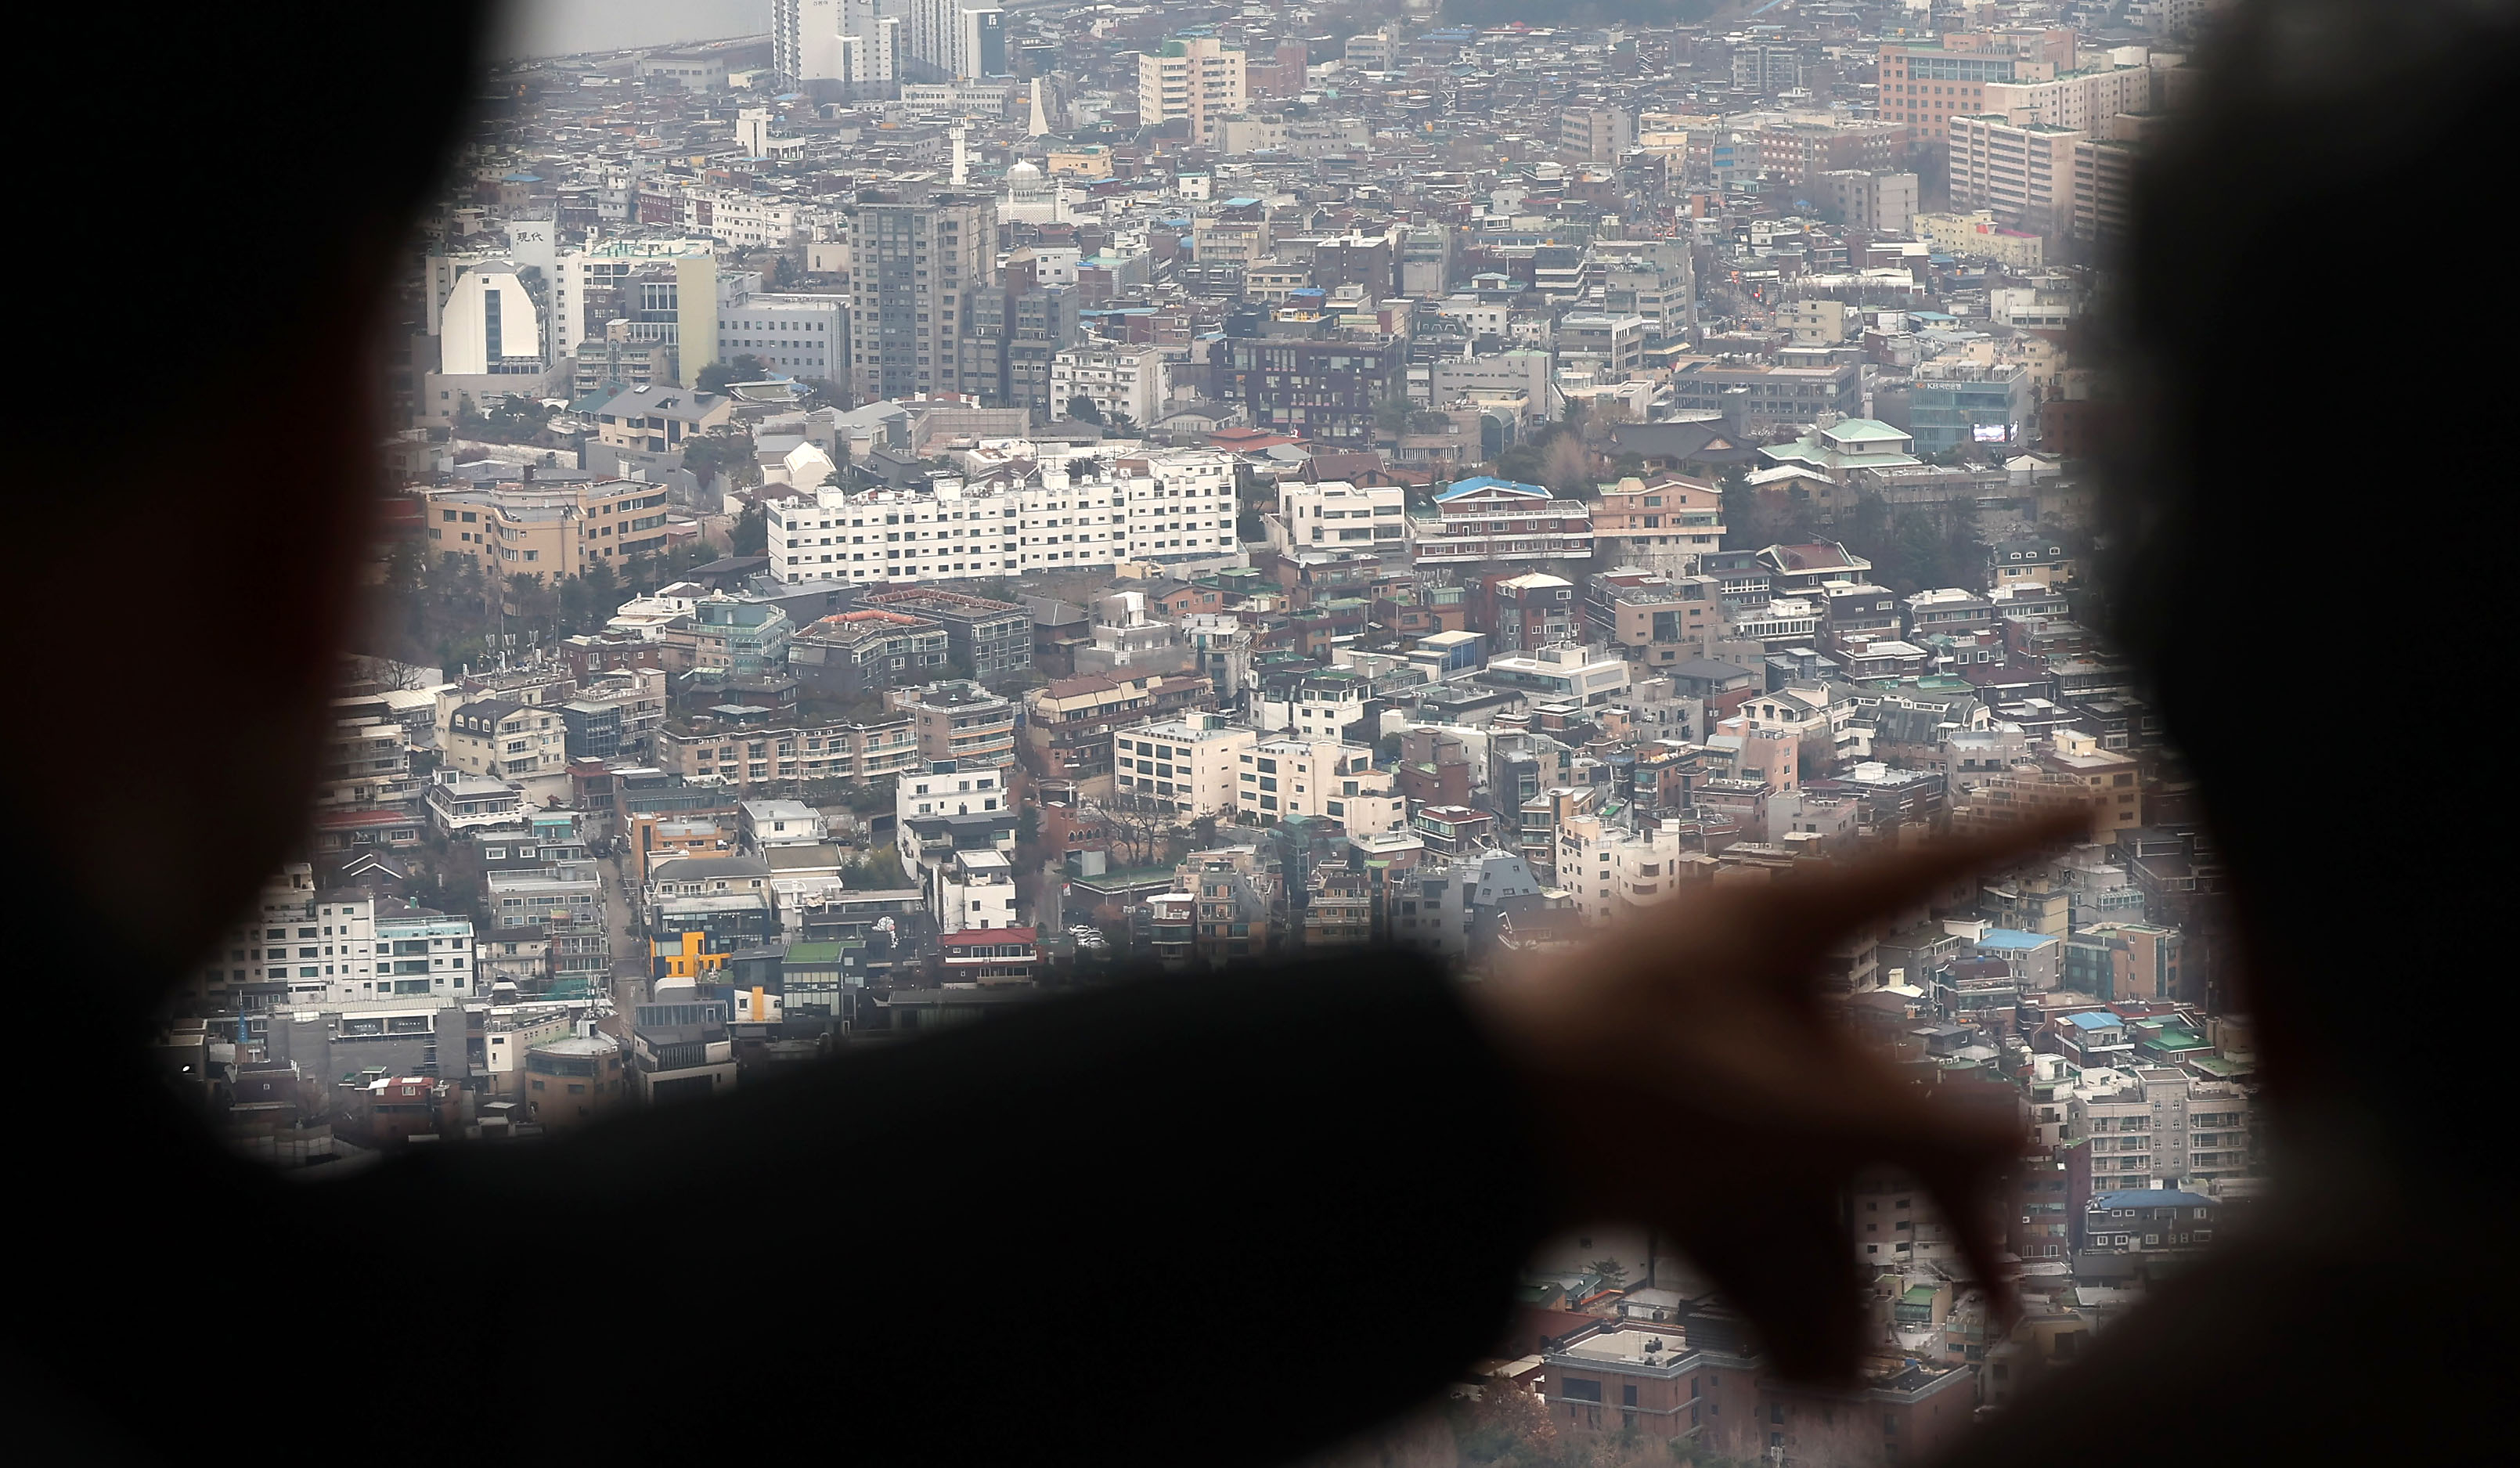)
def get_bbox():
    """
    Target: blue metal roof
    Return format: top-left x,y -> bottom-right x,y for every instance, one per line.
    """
1977,928 -> 2056,949
1436,474 -> 1548,501
2065,1011 -> 2125,1030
